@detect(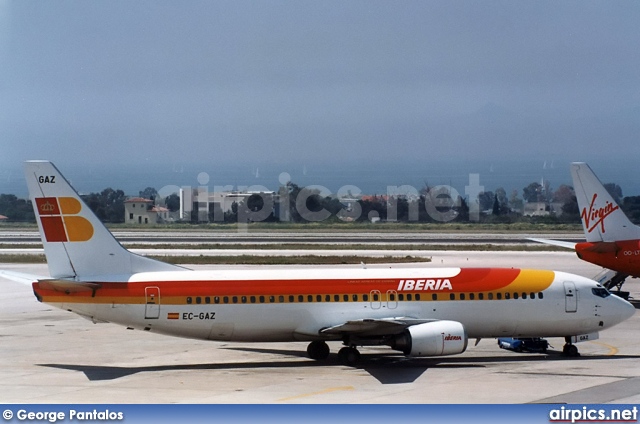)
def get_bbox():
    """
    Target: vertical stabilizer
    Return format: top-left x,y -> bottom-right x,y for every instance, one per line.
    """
571,162 -> 640,243
25,161 -> 185,280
